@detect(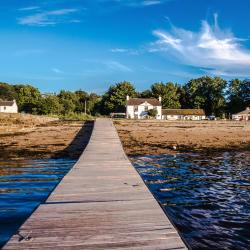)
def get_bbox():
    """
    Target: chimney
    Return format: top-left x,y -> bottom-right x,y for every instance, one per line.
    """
126,95 -> 130,101
159,96 -> 162,102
